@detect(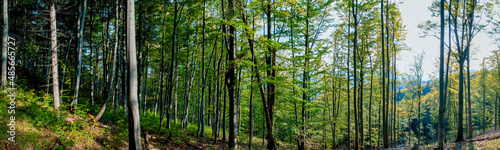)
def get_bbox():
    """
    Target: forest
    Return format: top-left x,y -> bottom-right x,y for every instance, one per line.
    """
1,0 -> 500,149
